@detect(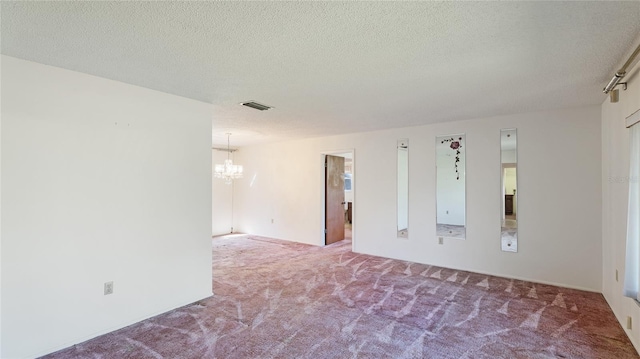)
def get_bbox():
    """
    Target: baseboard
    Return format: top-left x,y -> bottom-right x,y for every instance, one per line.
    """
353,248 -> 600,293
26,291 -> 213,359
444,265 -> 600,293
603,293 -> 640,355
